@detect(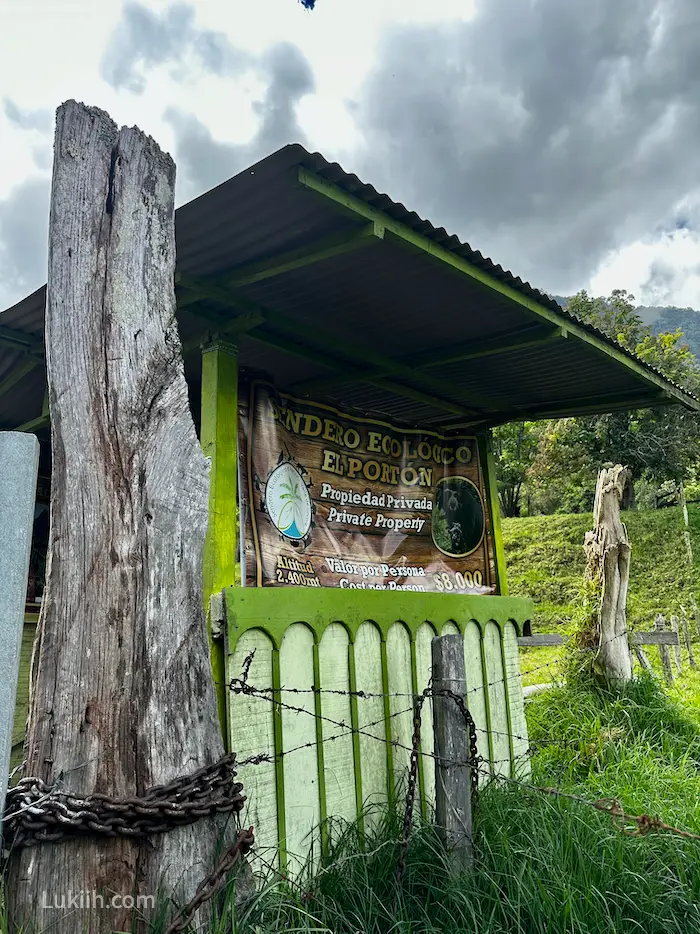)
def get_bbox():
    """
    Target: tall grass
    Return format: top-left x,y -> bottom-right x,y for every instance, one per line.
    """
502,506 -> 700,632
223,784 -> 700,933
